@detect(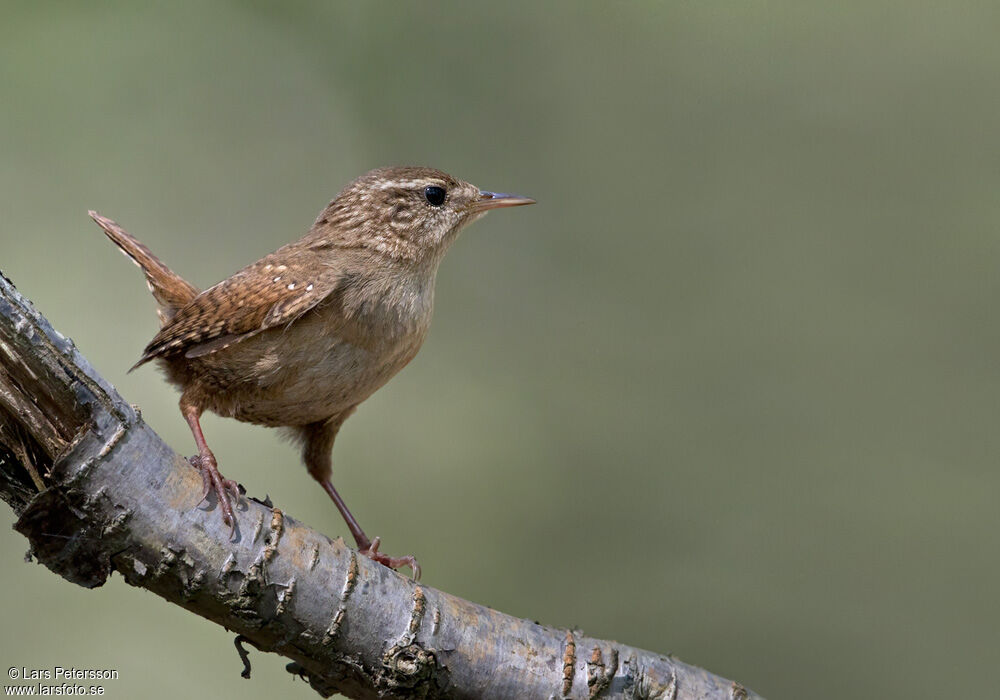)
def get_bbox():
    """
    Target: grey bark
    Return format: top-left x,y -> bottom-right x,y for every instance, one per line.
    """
0,269 -> 764,700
